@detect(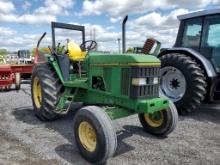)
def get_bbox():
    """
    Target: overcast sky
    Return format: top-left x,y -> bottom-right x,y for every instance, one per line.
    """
0,0 -> 220,52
